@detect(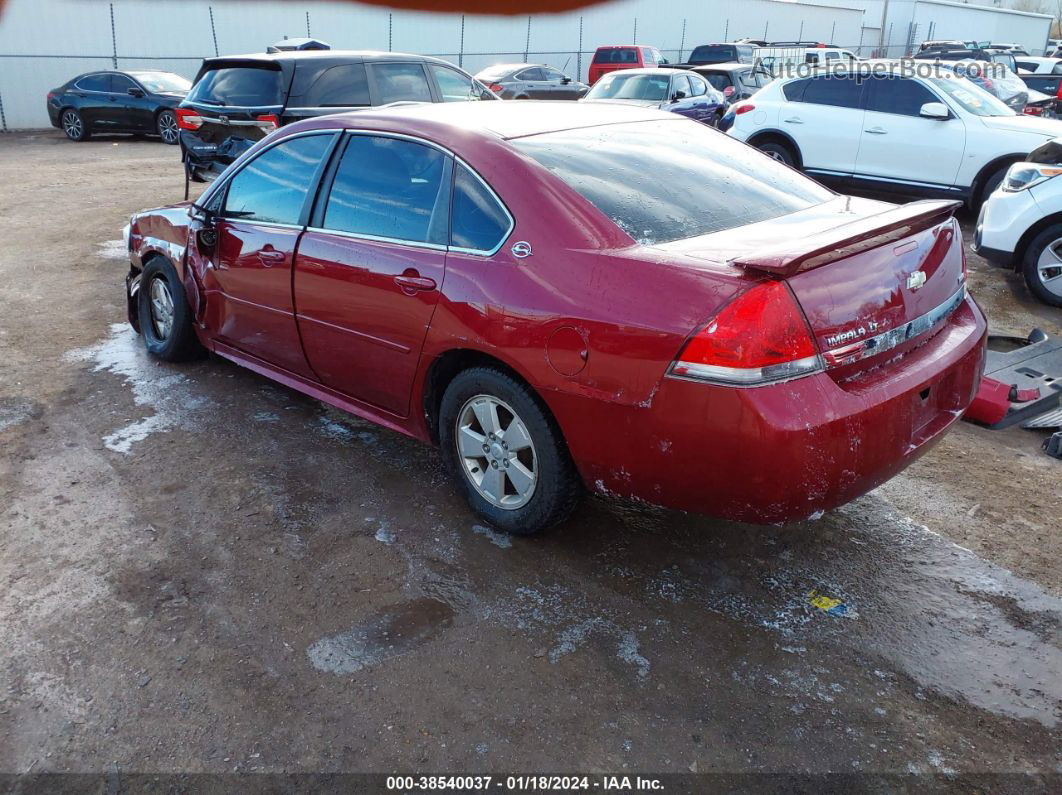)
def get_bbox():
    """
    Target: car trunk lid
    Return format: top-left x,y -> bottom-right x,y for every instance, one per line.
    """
663,197 -> 968,374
